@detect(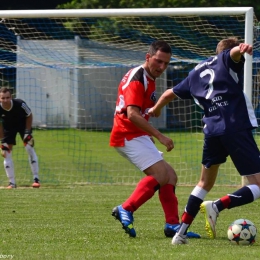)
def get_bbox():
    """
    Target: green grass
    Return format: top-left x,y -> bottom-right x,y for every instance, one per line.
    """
1,129 -> 257,187
0,185 -> 259,260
